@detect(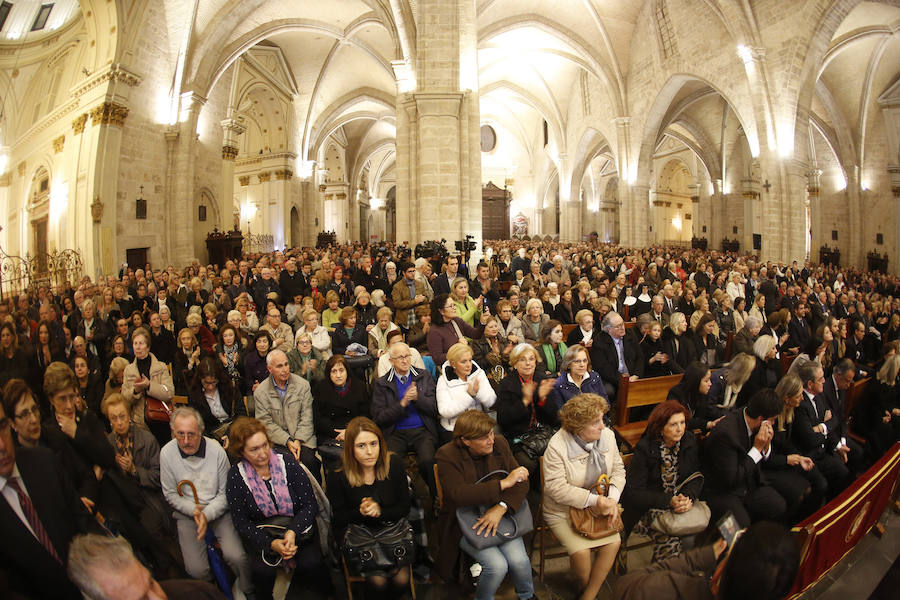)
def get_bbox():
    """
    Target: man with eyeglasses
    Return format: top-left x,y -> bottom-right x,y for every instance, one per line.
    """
392,261 -> 429,333
590,311 -> 644,399
159,406 -> 253,597
0,387 -> 90,599
260,308 -> 293,354
793,363 -> 853,498
371,342 -> 440,500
